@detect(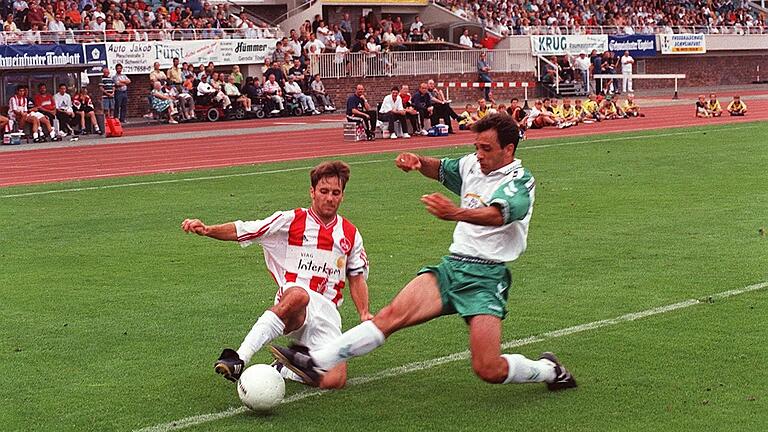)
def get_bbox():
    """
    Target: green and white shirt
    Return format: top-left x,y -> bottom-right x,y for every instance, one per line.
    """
439,154 -> 535,262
